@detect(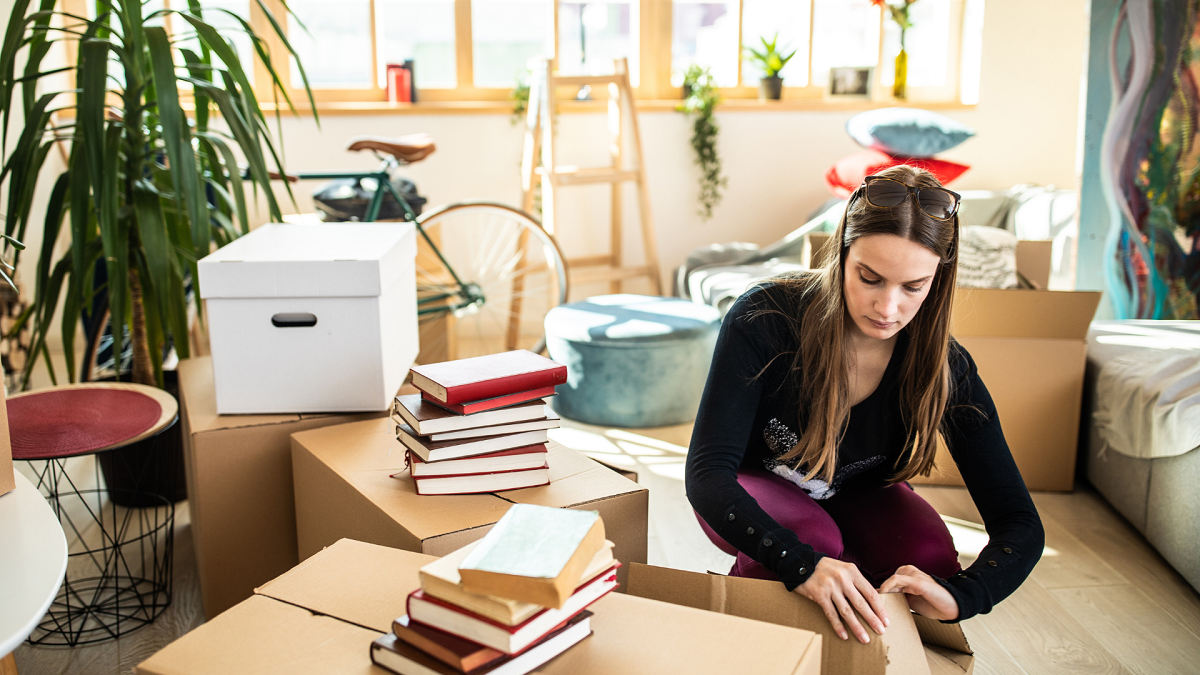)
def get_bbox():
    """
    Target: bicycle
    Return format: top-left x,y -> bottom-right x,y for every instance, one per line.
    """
81,134 -> 568,381
271,134 -> 568,364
